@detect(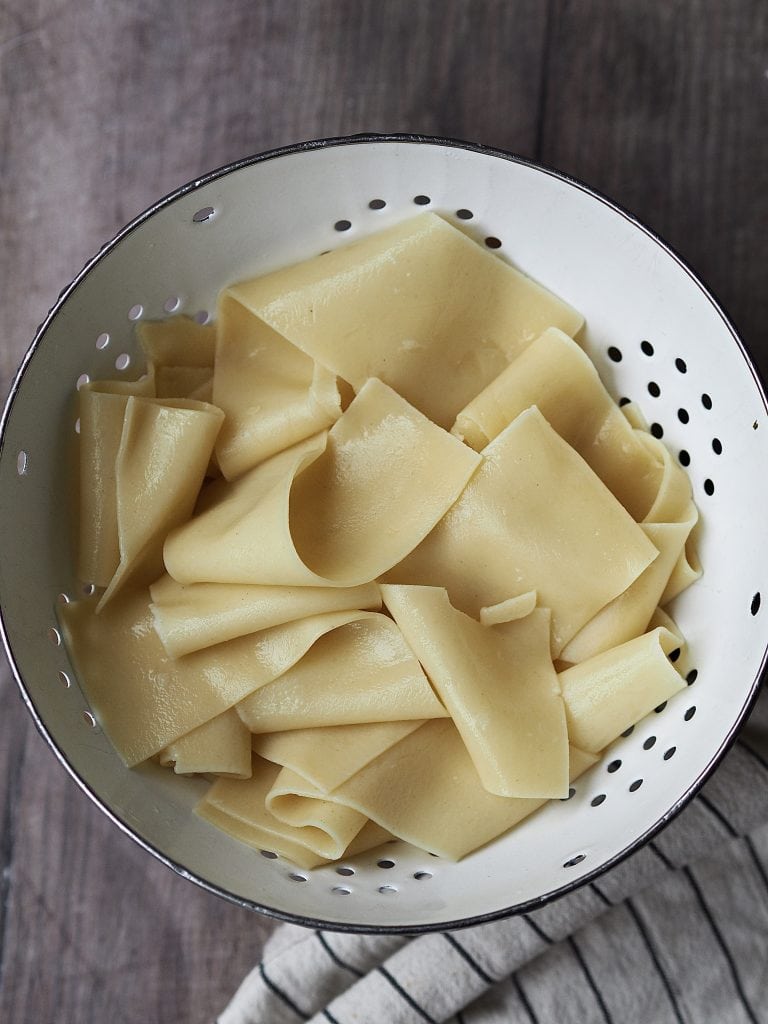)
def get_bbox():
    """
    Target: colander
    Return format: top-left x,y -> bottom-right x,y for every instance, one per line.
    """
1,134 -> 766,934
